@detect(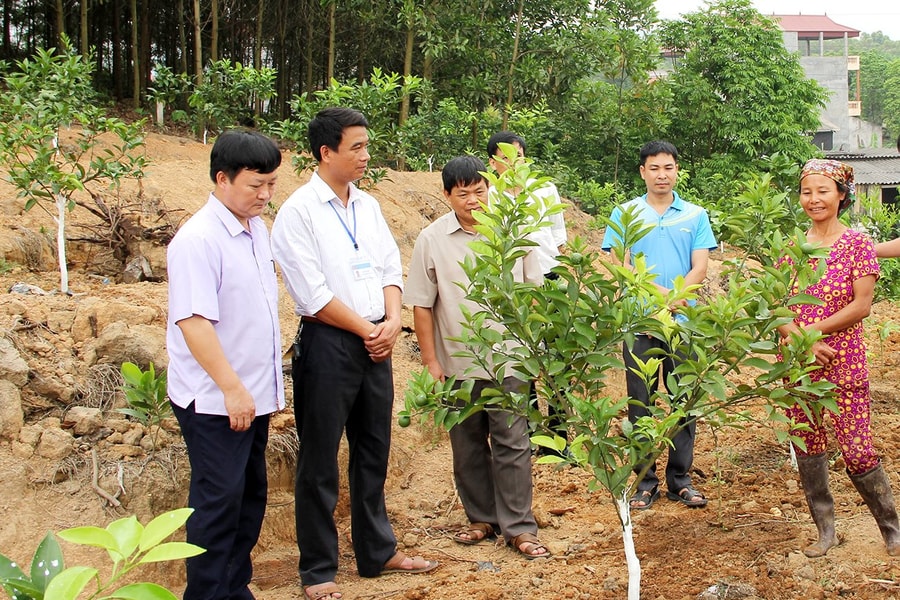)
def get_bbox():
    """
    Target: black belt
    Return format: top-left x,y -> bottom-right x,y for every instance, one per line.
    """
300,315 -> 385,325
